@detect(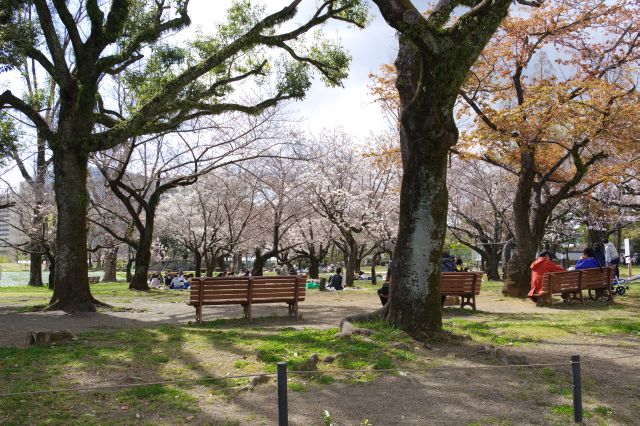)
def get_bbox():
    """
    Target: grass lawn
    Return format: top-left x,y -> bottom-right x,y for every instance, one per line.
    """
0,319 -> 419,425
0,273 -> 639,424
